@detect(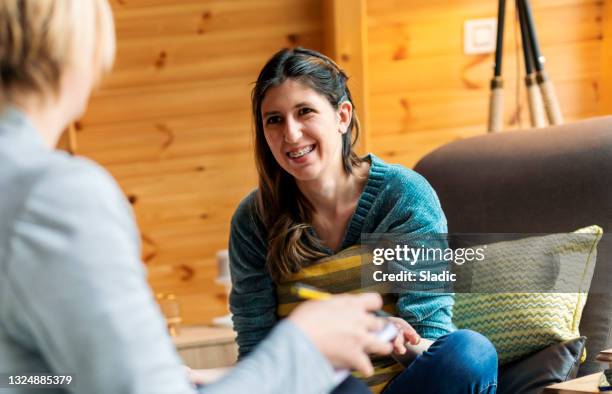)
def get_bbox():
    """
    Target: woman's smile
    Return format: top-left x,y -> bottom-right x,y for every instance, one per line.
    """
286,144 -> 317,162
